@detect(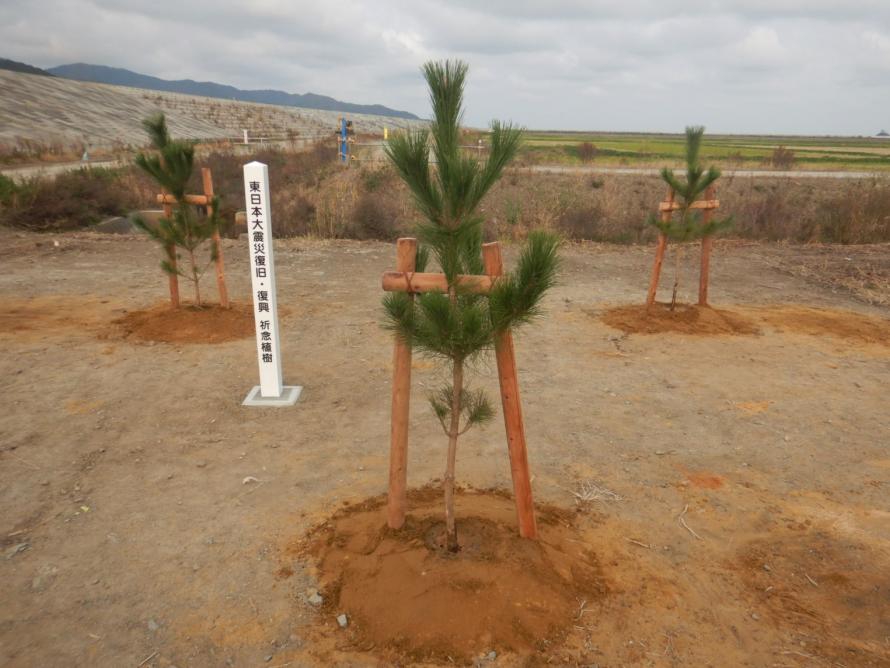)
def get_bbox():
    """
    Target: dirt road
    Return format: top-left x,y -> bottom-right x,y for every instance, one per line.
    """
0,159 -> 124,183
1,231 -> 888,666
4,158 -> 887,183
523,164 -> 888,179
